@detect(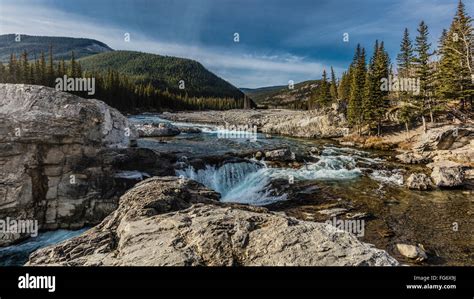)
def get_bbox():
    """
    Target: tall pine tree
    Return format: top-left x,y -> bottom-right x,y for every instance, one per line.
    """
397,28 -> 416,133
436,0 -> 473,110
397,28 -> 415,77
414,20 -> 434,130
363,41 -> 390,135
348,44 -> 366,134
316,69 -> 331,106
330,66 -> 338,100
338,70 -> 351,101
39,51 -> 46,85
47,44 -> 54,85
